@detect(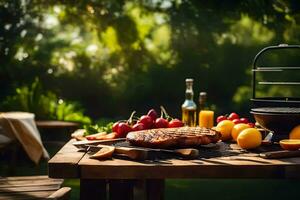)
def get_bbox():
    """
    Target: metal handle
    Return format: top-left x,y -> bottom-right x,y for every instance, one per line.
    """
252,44 -> 300,99
260,150 -> 300,159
